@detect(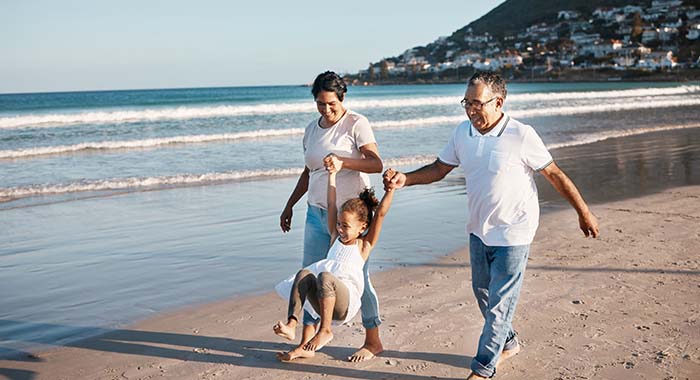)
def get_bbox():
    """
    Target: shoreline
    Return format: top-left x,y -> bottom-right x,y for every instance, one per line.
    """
1,125 -> 699,361
347,70 -> 700,86
2,185 -> 698,379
